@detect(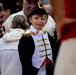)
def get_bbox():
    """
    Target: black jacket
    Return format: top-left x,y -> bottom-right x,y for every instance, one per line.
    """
18,33 -> 59,75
